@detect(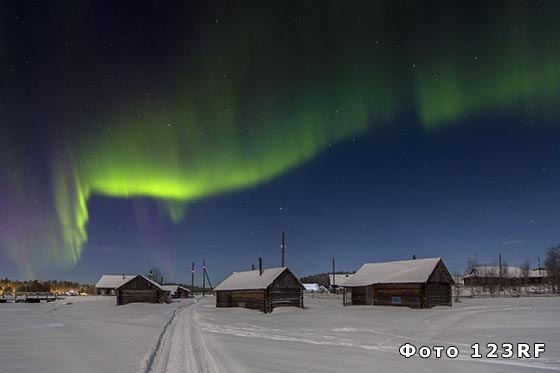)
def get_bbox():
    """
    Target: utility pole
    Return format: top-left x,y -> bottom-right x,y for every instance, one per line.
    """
204,270 -> 213,292
191,262 -> 195,299
499,252 -> 503,292
332,257 -> 336,291
202,258 -> 206,297
281,231 -> 286,267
